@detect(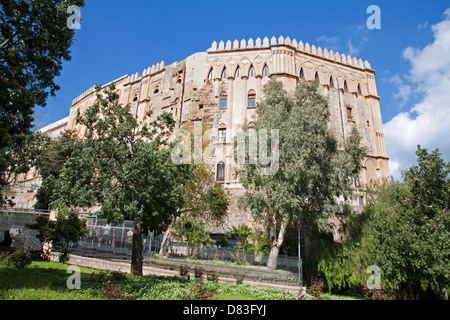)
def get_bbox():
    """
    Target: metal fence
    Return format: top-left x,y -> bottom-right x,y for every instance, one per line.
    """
0,209 -> 301,285
0,210 -> 46,251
